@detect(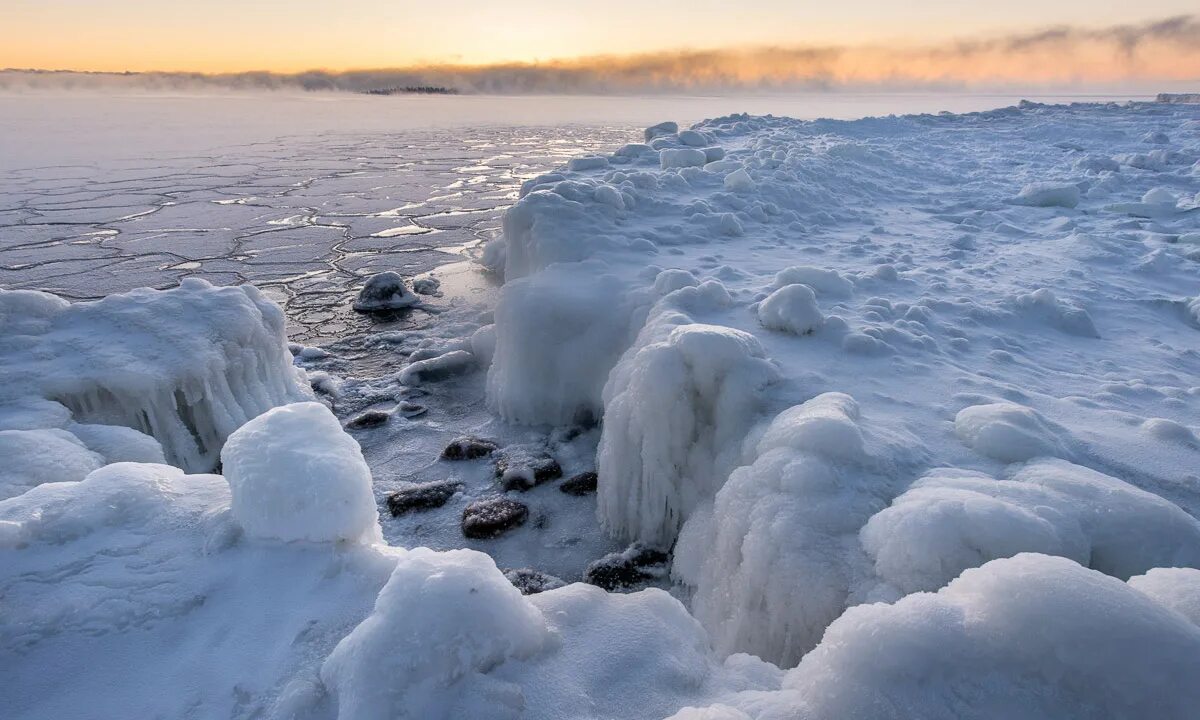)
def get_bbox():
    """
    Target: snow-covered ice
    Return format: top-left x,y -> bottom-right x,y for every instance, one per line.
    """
4,96 -> 1200,718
